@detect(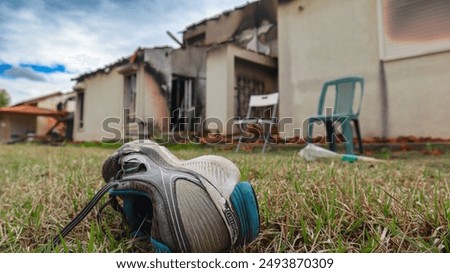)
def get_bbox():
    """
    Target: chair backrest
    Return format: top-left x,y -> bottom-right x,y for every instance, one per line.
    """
317,76 -> 364,116
246,92 -> 279,119
248,92 -> 279,108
